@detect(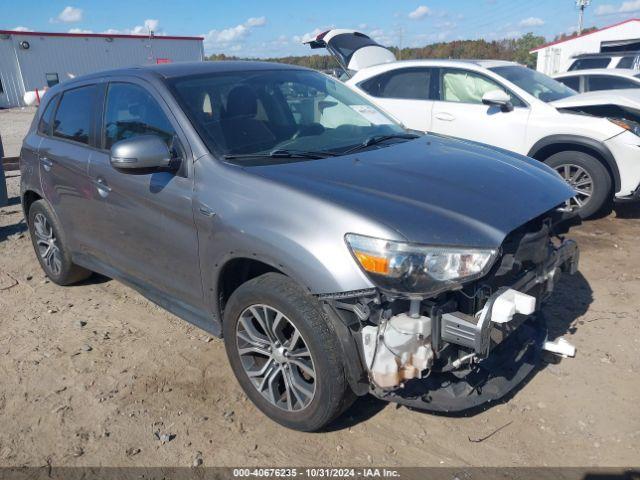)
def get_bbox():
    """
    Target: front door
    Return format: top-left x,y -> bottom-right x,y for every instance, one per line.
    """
430,68 -> 530,155
87,80 -> 203,309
